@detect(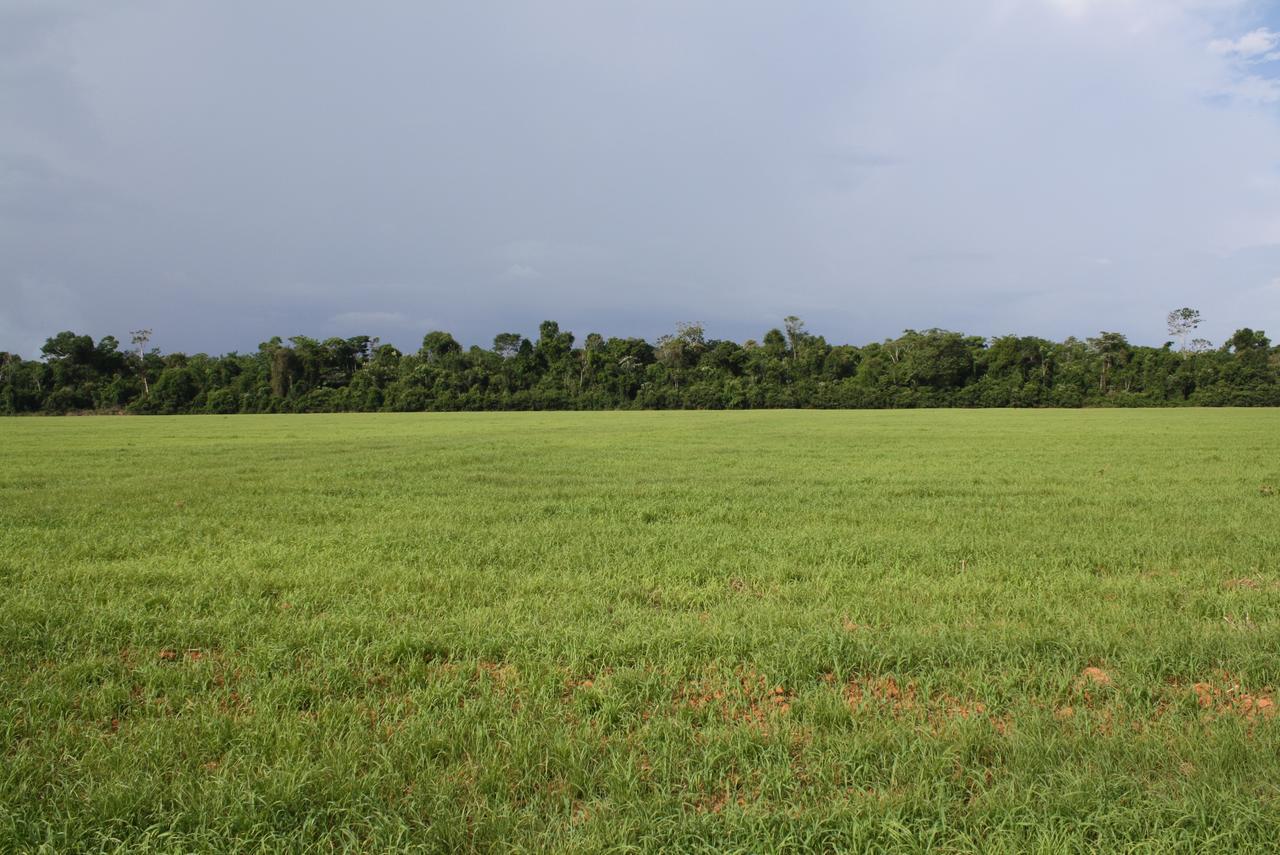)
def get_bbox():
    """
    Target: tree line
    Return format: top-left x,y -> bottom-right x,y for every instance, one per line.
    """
2,310 -> 1277,414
